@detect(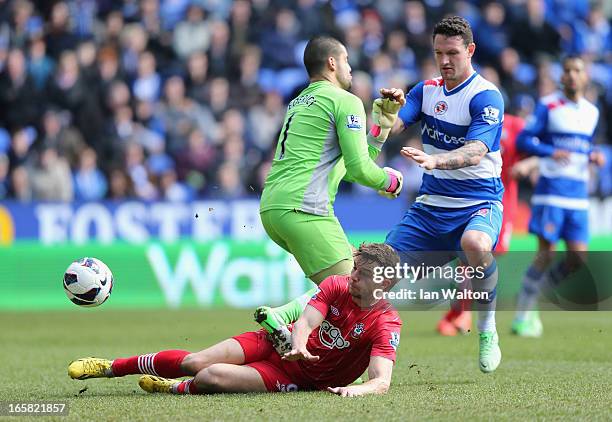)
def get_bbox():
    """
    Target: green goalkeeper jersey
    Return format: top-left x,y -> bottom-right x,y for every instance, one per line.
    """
260,80 -> 389,216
